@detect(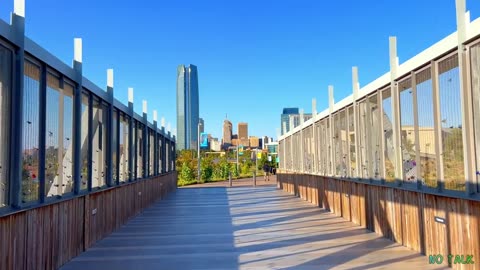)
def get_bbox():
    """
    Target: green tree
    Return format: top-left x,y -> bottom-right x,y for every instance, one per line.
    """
201,155 -> 214,182
179,162 -> 195,184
